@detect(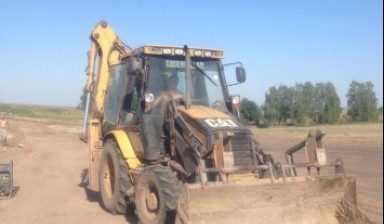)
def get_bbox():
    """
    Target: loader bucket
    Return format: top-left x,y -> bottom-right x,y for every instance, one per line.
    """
180,175 -> 371,224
